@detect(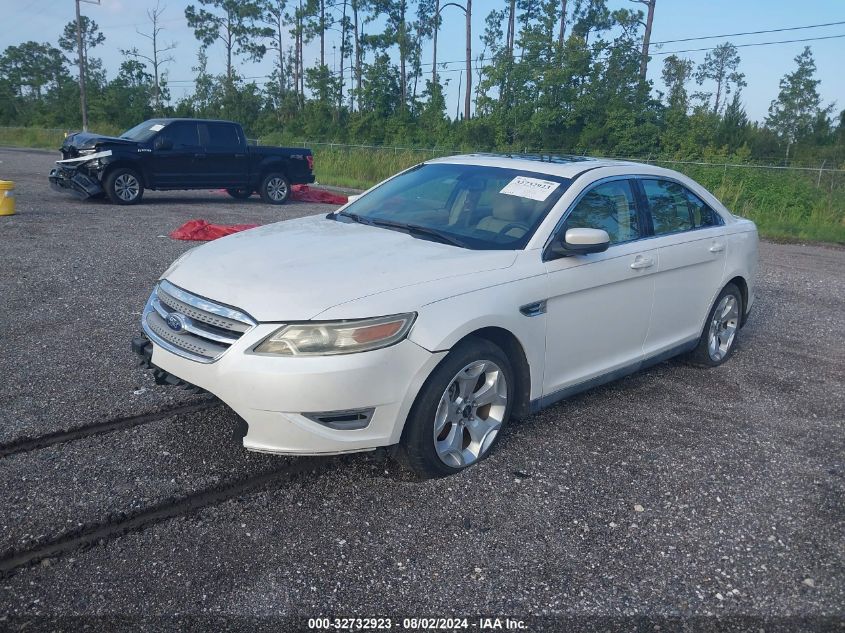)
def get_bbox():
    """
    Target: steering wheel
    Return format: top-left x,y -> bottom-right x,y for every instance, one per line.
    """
495,221 -> 531,237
